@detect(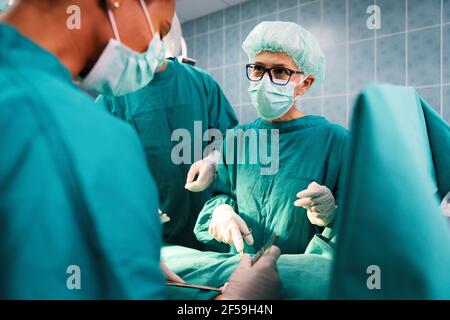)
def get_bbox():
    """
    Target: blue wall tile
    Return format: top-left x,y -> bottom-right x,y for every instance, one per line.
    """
194,33 -> 208,69
323,96 -> 347,127
185,37 -> 196,59
408,0 -> 441,29
258,13 -> 278,23
225,5 -> 240,26
258,0 -> 278,17
444,25 -> 450,84
348,0 -> 375,41
298,98 -> 322,116
209,68 -> 224,86
417,87 -> 441,113
182,21 -> 195,38
224,65 -> 241,105
278,7 -> 298,23
377,34 -> 406,85
279,0 -> 298,11
241,104 -> 258,123
209,11 -> 224,31
322,0 -> 346,45
323,44 -> 347,95
195,15 -> 209,34
444,86 -> 450,123
299,0 -> 316,4
241,0 -> 257,21
445,0 -> 450,23
240,63 -> 252,104
298,1 -> 321,32
208,30 -> 223,69
377,0 -> 405,36
408,27 -> 441,87
349,40 -> 375,93
225,25 -> 240,65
